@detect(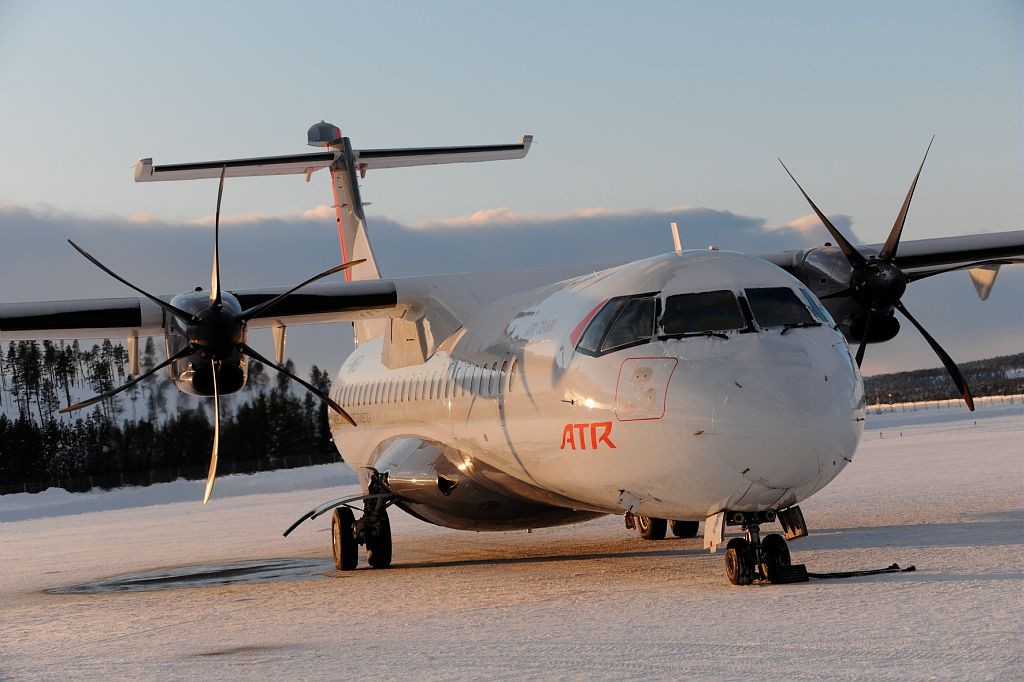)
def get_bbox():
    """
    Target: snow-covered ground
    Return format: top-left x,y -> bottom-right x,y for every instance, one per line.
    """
1,404 -> 1021,680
